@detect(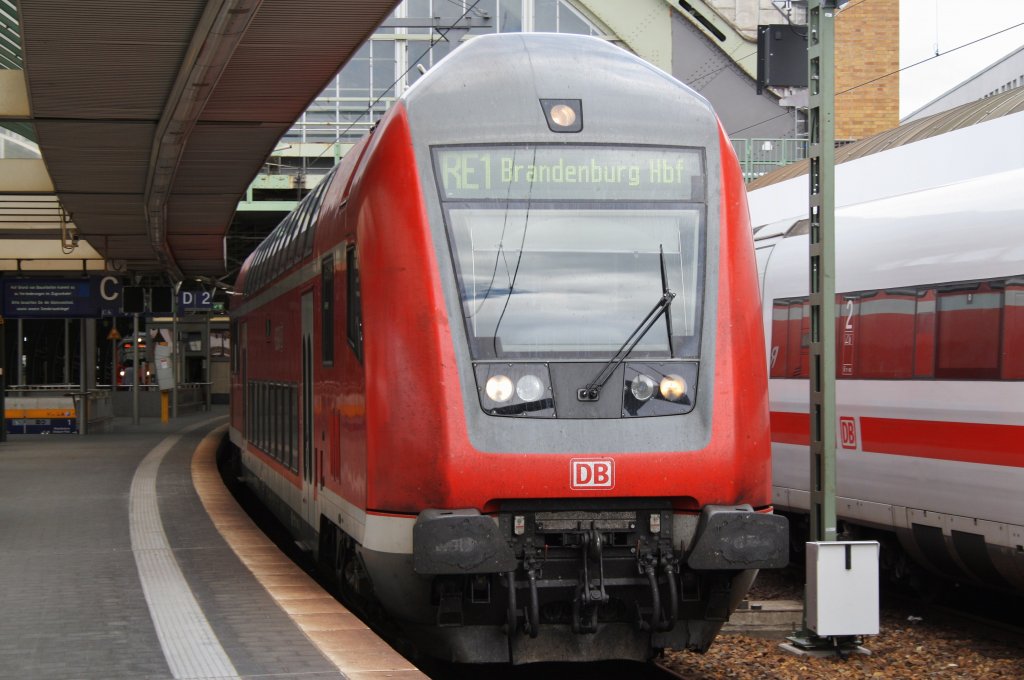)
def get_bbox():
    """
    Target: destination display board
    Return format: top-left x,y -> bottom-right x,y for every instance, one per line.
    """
433,145 -> 705,202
